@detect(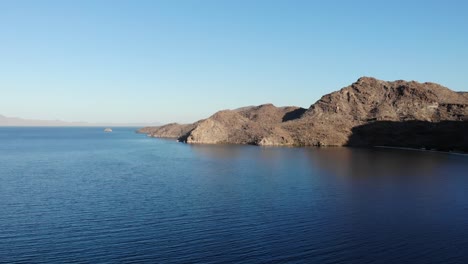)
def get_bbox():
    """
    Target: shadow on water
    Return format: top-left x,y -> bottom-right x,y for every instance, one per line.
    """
345,120 -> 468,153
188,143 -> 467,180
302,147 -> 460,179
